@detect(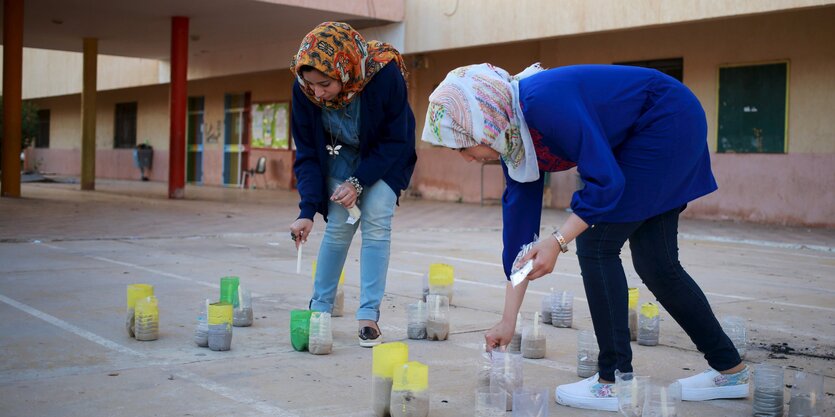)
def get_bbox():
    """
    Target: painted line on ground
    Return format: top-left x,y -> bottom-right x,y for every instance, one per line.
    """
700,243 -> 835,260
402,251 -> 503,267
35,240 -> 835,332
401,250 -> 581,279
736,298 -> 835,313
455,341 -> 576,373
387,267 -> 422,276
87,255 -> 264,298
30,230 -> 833,254
90,255 -> 220,289
701,290 -> 835,313
0,293 -> 146,358
0,292 -> 297,416
679,233 -> 834,253
30,242 -> 223,292
36,242 -> 66,250
388,266 -> 589,302
170,369 -> 301,417
32,243 -> 269,297
393,252 -> 833,313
